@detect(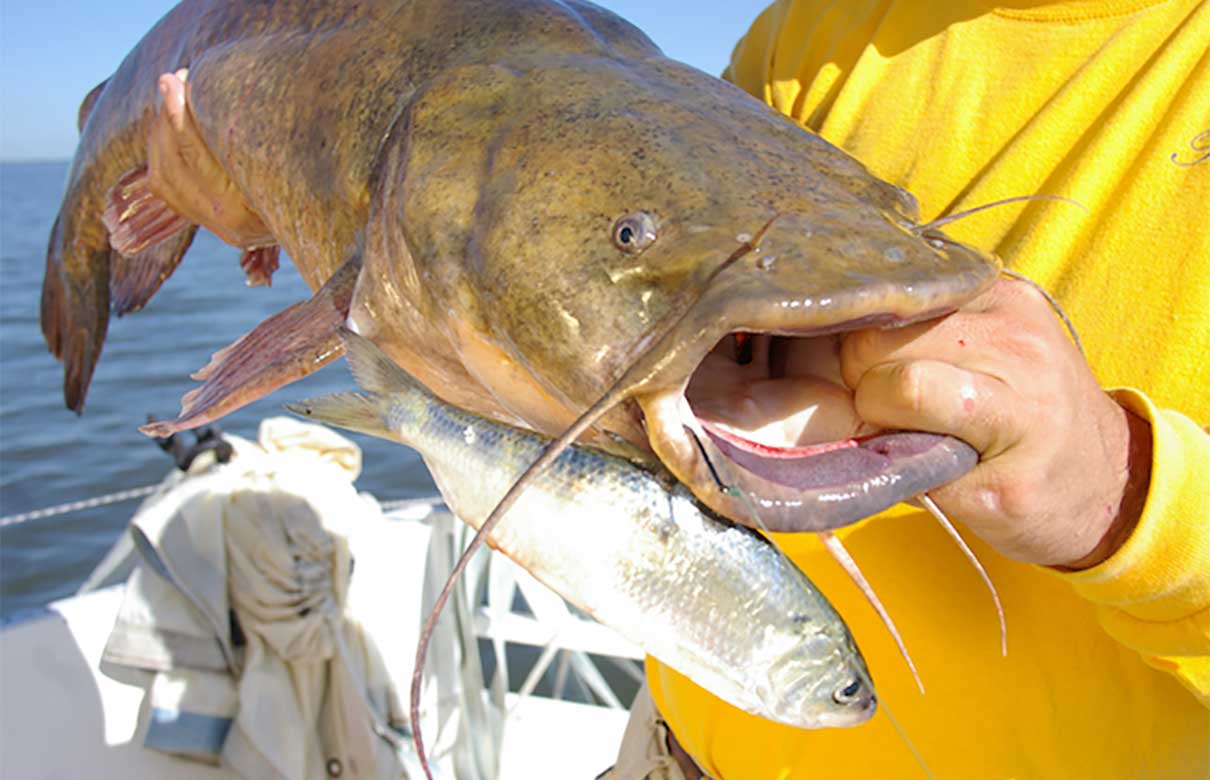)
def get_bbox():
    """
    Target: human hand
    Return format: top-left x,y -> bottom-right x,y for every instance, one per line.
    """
839,278 -> 1152,568
147,69 -> 273,248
